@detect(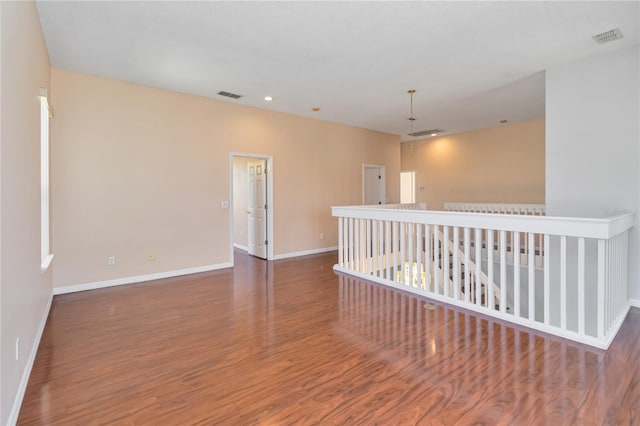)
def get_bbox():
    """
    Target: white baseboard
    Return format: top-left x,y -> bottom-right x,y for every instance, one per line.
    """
53,262 -> 233,295
233,243 -> 248,252
630,298 -> 640,308
273,246 -> 337,260
8,291 -> 54,426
